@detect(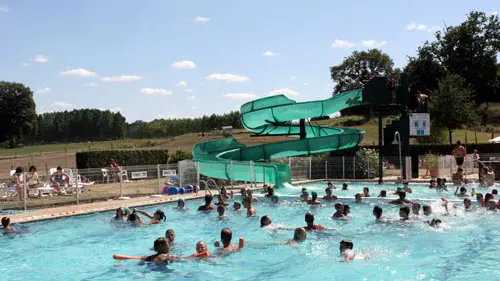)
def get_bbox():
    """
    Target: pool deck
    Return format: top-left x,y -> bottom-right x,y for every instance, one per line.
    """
6,176 -> 480,224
